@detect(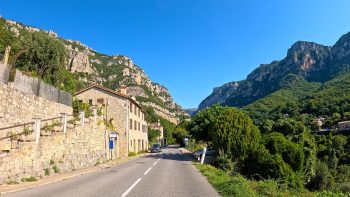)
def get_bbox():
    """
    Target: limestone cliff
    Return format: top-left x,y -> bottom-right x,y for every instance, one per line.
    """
198,32 -> 350,111
4,18 -> 188,124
